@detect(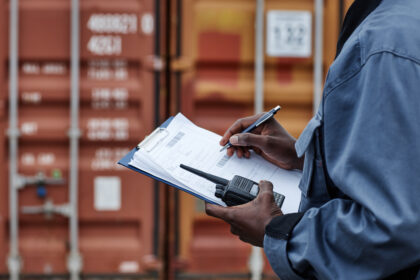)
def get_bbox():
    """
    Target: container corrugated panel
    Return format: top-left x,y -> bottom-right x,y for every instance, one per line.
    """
0,121 -> 6,273
2,0 -> 157,276
178,0 -> 340,275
